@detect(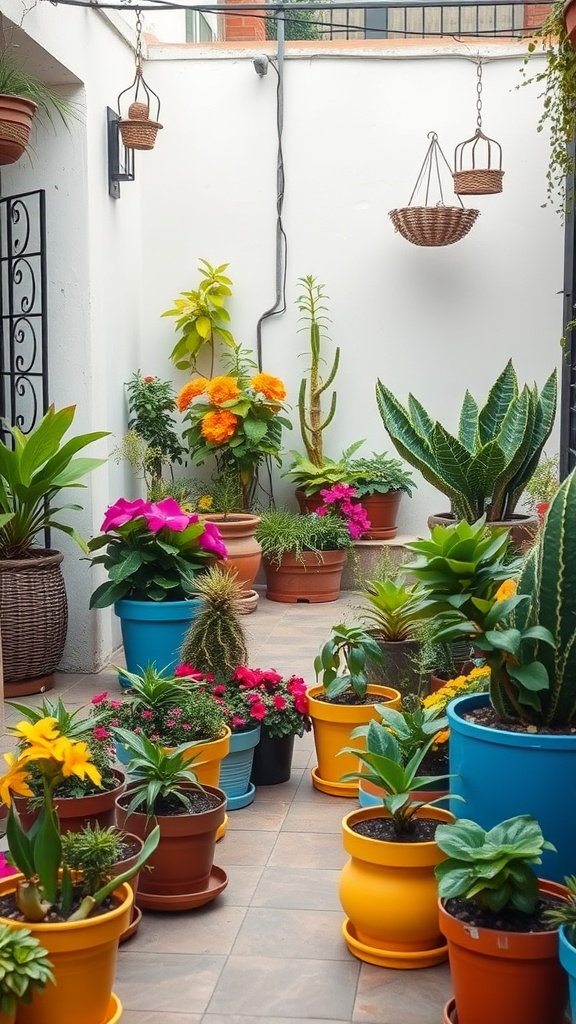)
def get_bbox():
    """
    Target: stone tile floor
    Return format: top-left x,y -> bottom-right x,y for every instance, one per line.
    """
3,593 -> 452,1024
